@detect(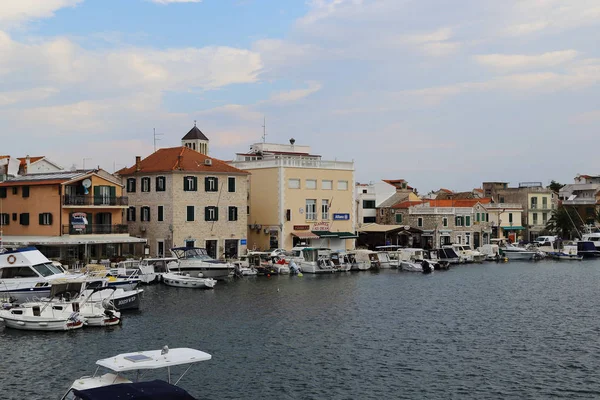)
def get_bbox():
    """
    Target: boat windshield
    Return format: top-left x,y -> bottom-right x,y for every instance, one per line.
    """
172,248 -> 213,260
32,262 -> 63,277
